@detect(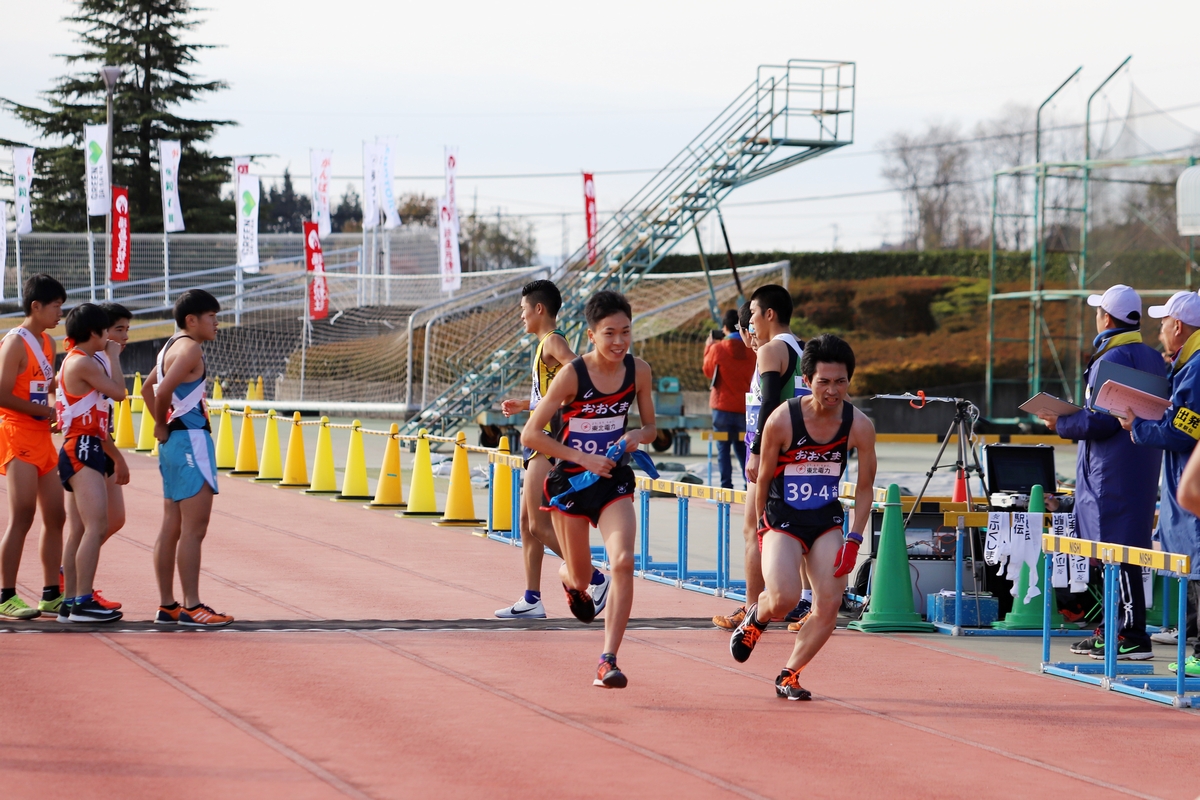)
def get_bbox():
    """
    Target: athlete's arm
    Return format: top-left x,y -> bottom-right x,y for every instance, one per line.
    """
622,357 -> 656,453
523,362 -> 615,477
73,353 -> 127,401
101,436 -> 130,485
500,398 -> 531,417
754,402 -> 790,521
747,339 -> 789,468
153,341 -> 202,442
846,409 -> 877,539
0,335 -> 51,418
